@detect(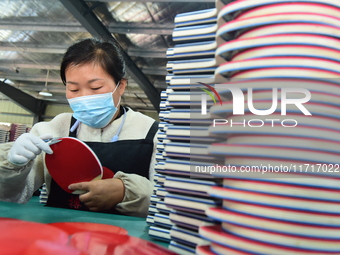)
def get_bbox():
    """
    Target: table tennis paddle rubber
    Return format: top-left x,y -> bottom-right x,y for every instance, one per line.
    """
70,231 -> 178,255
45,137 -> 113,194
49,222 -> 128,236
0,218 -> 69,255
102,166 -> 114,179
